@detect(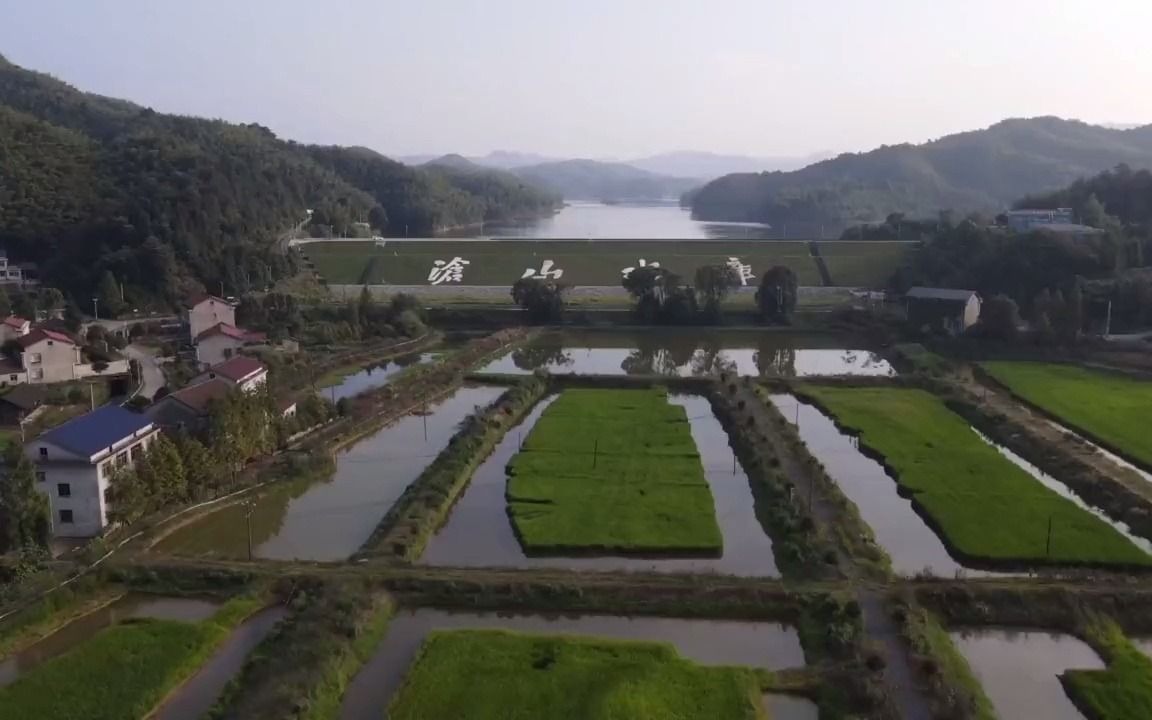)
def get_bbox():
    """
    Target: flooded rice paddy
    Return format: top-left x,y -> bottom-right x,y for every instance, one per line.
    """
478,329 -> 894,377
339,608 -> 810,720
153,385 -> 505,561
951,628 -> 1105,720
319,352 -> 439,402
420,394 -> 781,575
